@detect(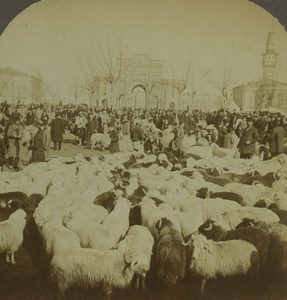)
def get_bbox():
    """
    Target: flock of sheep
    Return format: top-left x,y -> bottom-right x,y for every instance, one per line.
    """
1,143 -> 287,299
